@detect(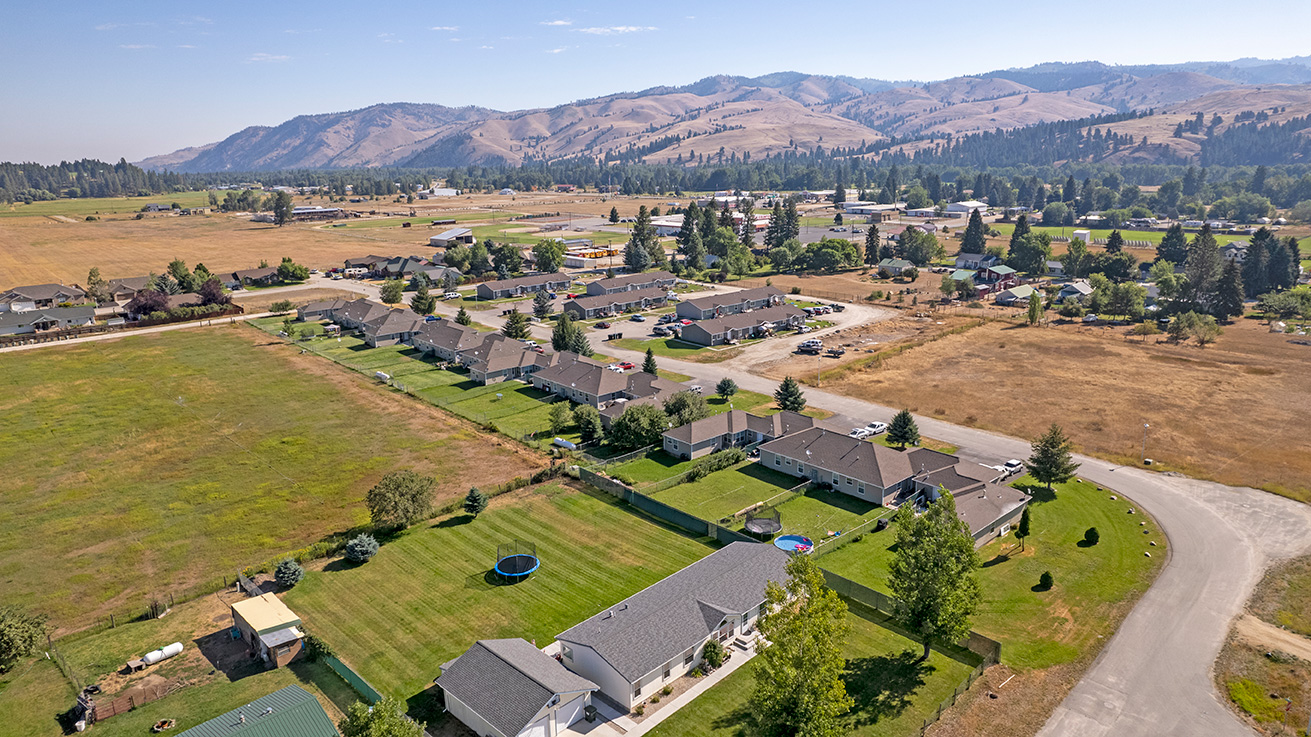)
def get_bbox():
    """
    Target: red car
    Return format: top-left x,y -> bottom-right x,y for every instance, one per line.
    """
595,321 -> 611,329
679,319 -> 693,326
616,361 -> 635,371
